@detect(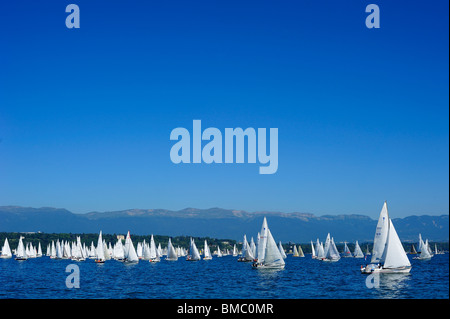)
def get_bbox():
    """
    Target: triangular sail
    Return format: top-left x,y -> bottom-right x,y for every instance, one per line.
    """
124,231 -> 139,262
371,201 -> 389,263
263,229 -> 285,267
257,217 -> 269,263
383,219 -> 411,268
